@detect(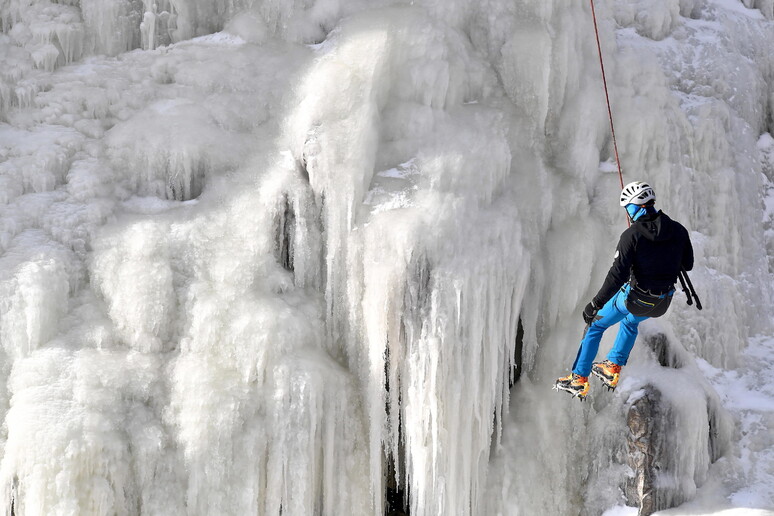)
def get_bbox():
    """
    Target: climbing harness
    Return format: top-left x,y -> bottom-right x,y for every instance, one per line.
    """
625,284 -> 674,318
589,0 -> 628,226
